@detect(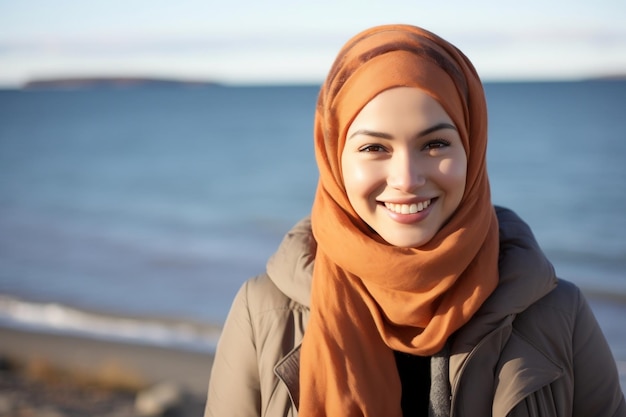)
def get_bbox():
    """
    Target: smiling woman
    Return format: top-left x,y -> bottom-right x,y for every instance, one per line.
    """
342,87 -> 467,248
204,24 -> 625,417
